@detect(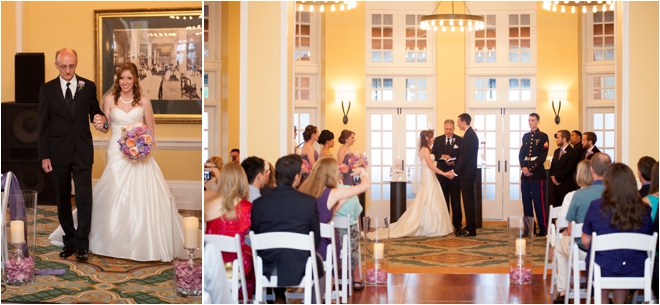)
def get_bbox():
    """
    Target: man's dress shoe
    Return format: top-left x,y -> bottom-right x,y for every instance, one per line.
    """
461,230 -> 477,237
59,246 -> 77,258
75,249 -> 89,261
